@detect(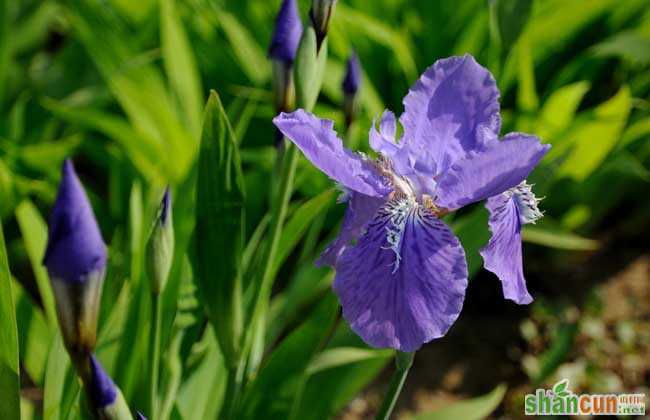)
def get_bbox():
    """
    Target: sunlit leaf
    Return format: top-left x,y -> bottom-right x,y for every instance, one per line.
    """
161,0 -> 203,137
535,81 -> 590,141
556,86 -> 631,180
412,384 -> 507,420
592,31 -> 650,65
15,200 -> 58,327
